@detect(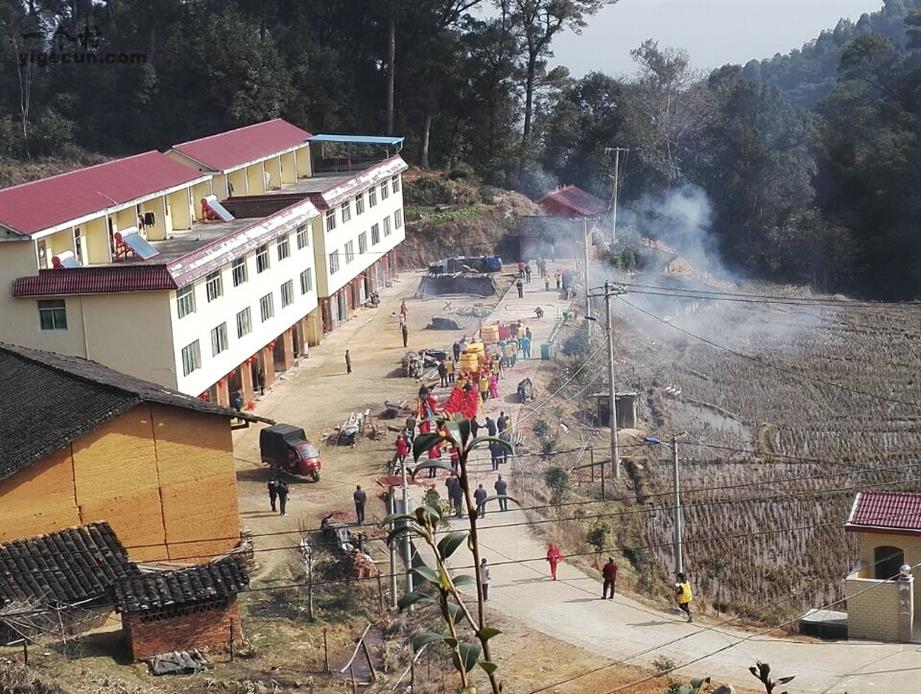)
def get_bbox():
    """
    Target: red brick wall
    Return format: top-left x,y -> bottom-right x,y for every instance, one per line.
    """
123,599 -> 243,661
